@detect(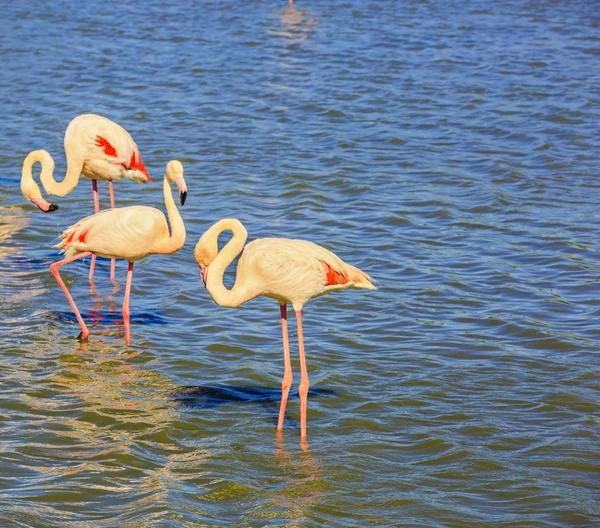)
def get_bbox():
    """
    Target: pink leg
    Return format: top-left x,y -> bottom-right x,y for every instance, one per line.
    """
50,252 -> 93,340
88,255 -> 96,286
296,309 -> 310,439
108,180 -> 117,285
122,261 -> 134,345
277,303 -> 293,431
89,180 -> 100,285
108,180 -> 116,209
